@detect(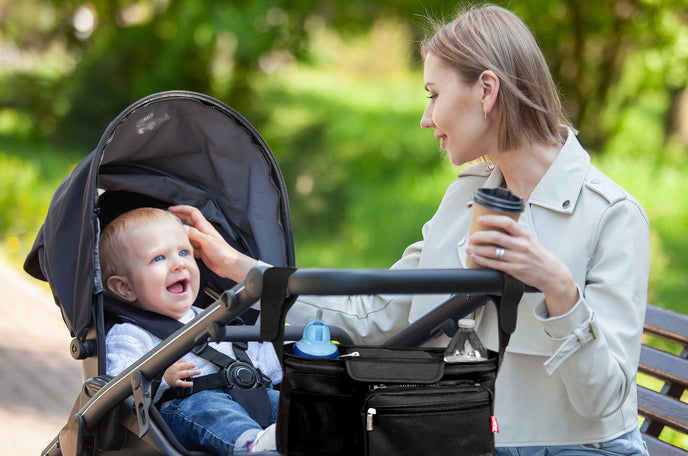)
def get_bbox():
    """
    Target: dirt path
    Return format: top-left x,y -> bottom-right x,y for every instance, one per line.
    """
0,260 -> 82,455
